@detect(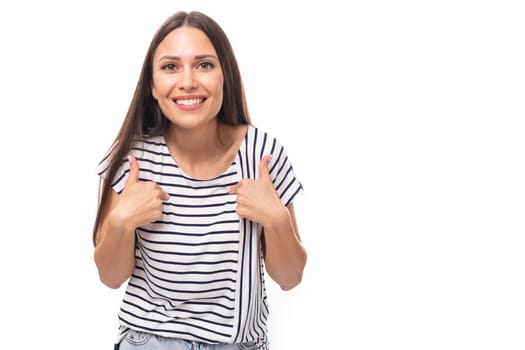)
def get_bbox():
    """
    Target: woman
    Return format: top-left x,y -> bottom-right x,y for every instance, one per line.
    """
93,10 -> 306,350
